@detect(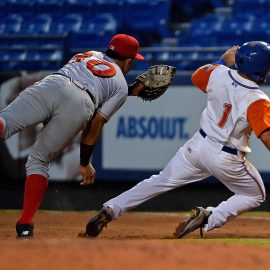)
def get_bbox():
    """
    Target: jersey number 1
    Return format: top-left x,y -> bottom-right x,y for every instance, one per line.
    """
218,103 -> 232,128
